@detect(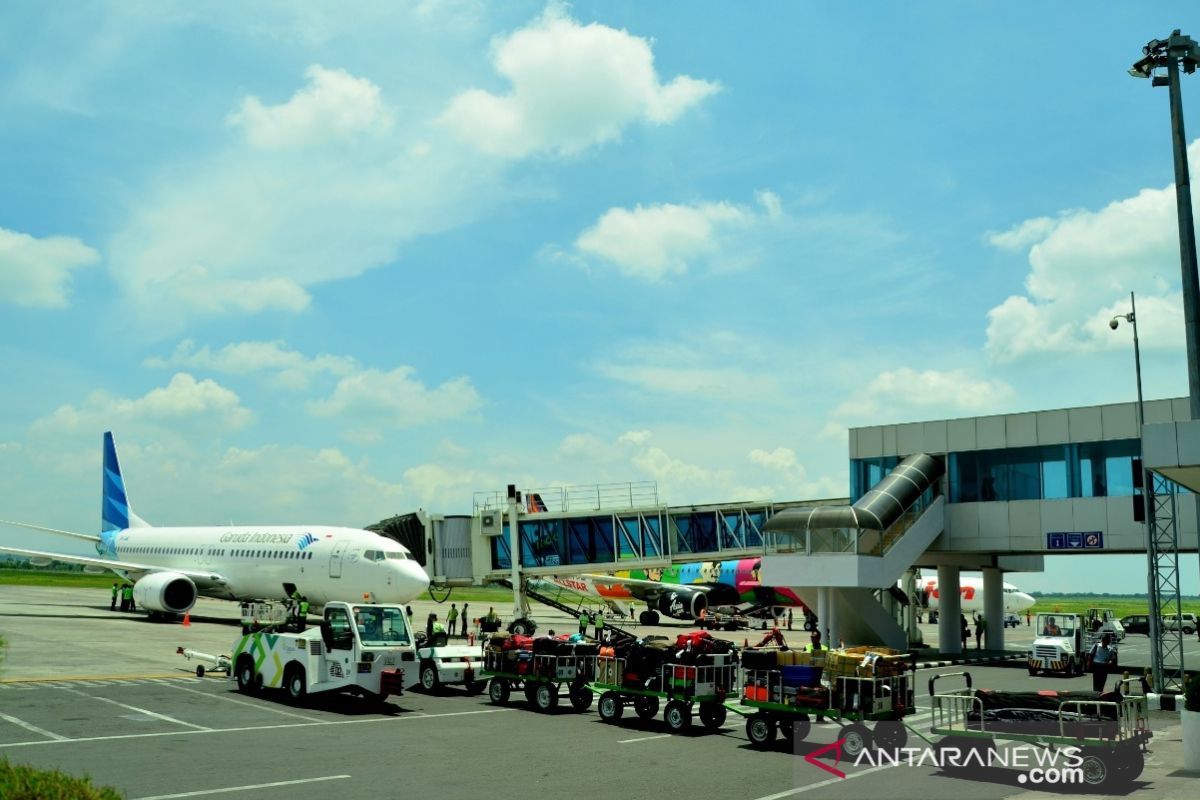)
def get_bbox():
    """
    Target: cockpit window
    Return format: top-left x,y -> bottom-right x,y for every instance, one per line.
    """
385,551 -> 407,560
